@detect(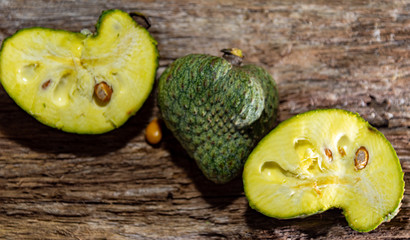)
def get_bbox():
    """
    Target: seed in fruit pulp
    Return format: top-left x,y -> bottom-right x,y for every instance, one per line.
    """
355,146 -> 369,170
42,79 -> 51,89
324,148 -> 333,161
338,146 -> 346,157
94,81 -> 113,103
